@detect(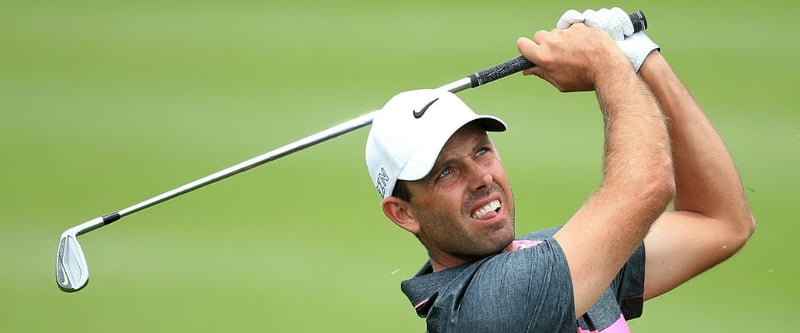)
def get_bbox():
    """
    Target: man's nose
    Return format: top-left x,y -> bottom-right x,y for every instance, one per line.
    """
466,161 -> 493,192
